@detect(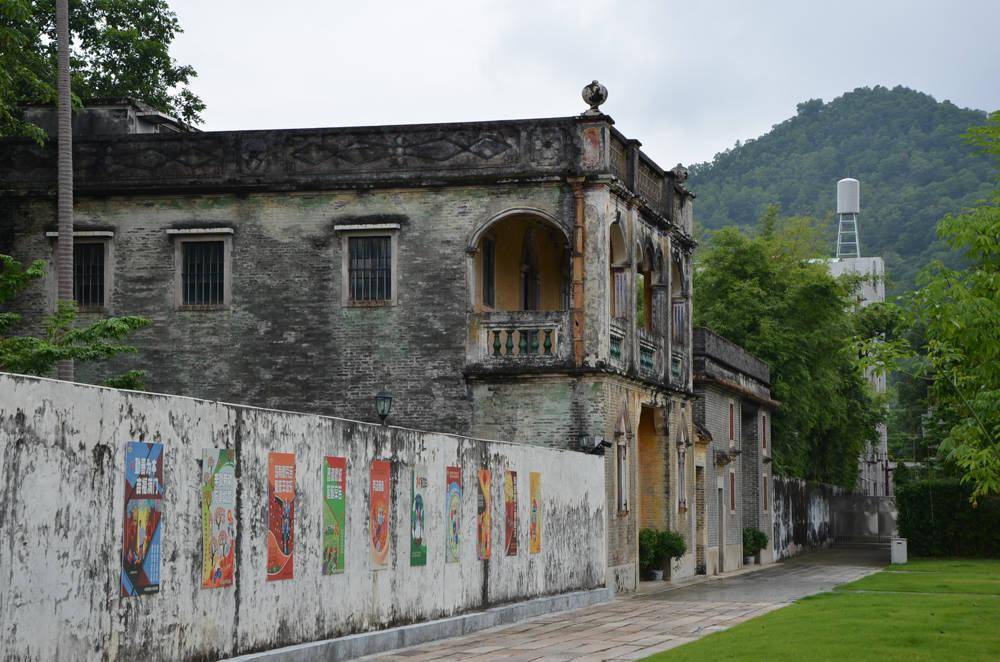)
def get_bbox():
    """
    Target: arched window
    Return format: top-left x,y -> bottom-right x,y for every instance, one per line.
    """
609,221 -> 627,319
